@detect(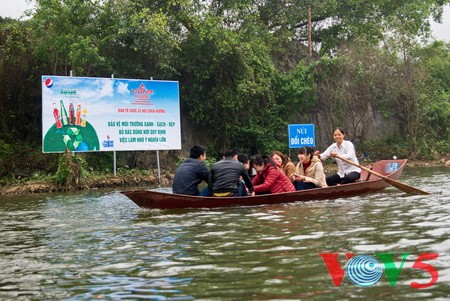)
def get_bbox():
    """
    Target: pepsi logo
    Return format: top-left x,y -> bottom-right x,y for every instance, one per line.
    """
44,78 -> 53,88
